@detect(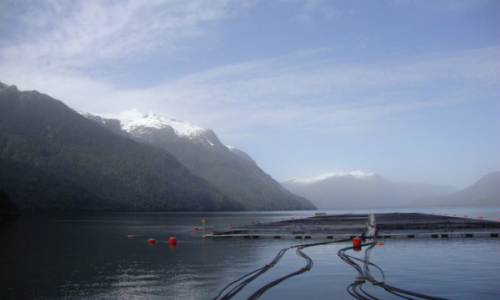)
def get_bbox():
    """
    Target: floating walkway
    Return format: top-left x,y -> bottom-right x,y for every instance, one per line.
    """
204,213 -> 500,239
